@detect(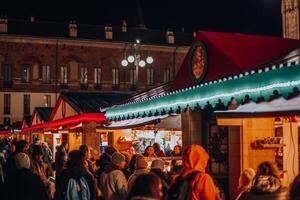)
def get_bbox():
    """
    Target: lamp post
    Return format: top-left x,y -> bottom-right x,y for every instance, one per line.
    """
121,39 -> 153,90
